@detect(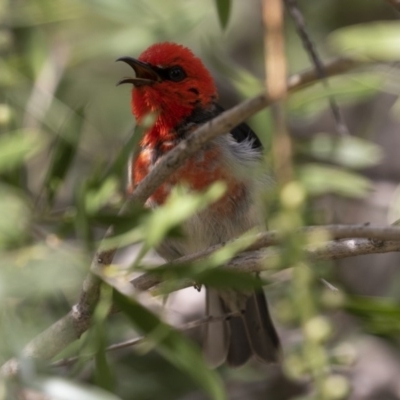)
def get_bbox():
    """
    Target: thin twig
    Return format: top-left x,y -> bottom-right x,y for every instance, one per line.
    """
284,0 -> 350,136
51,312 -> 238,368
